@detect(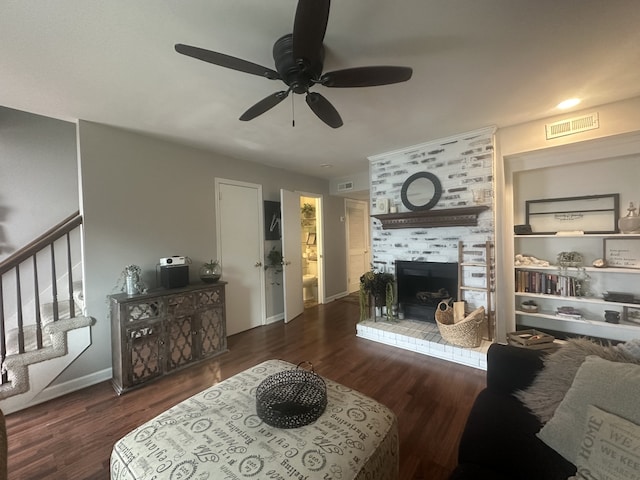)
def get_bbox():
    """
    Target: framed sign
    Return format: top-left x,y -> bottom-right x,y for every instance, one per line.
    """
525,193 -> 619,234
306,232 -> 316,245
604,237 -> 640,269
264,201 -> 281,240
